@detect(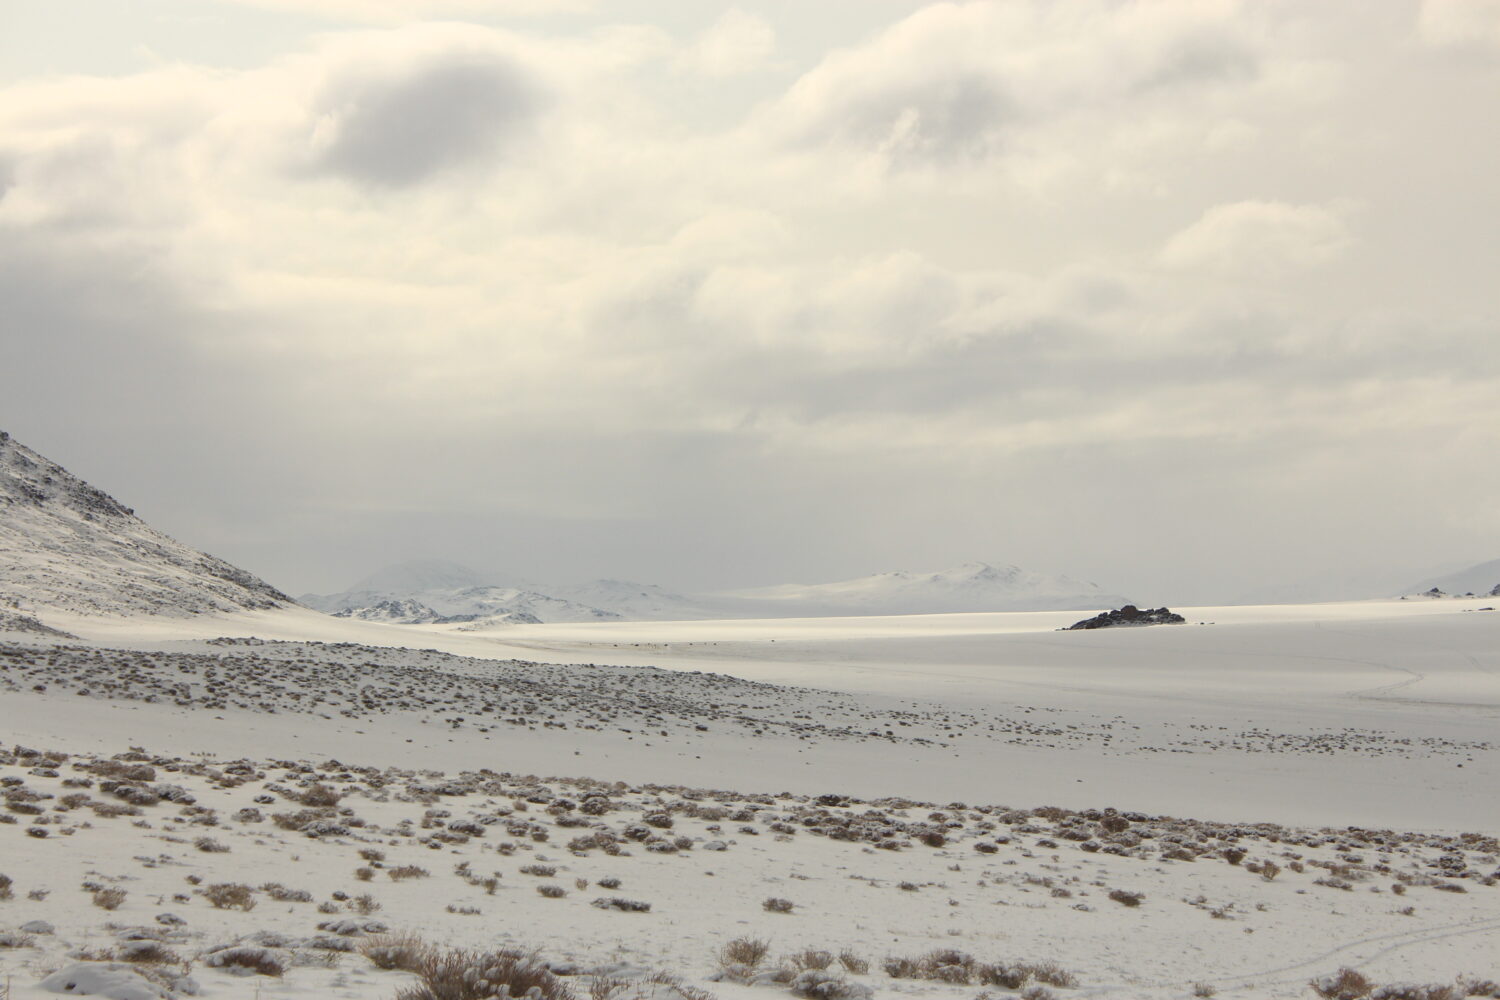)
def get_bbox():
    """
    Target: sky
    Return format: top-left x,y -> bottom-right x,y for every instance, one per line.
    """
2,0 -> 1498,603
